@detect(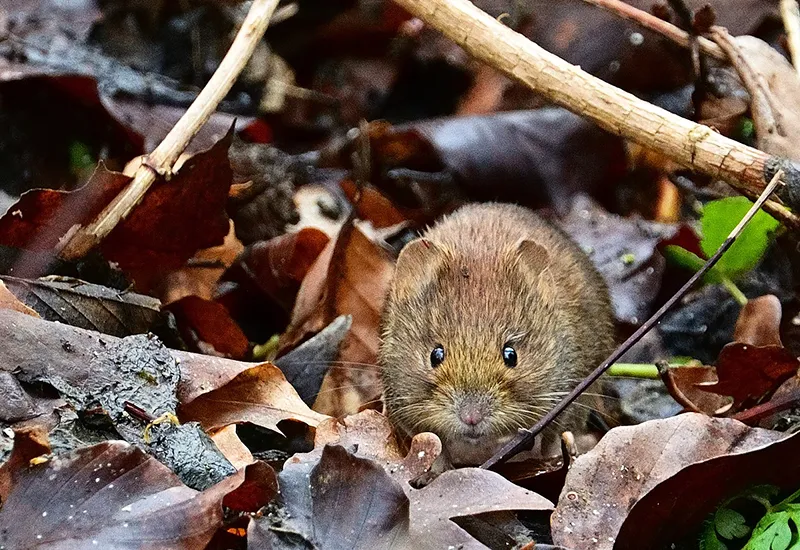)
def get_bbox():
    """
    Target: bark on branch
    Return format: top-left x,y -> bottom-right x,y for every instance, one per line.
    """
393,0 -> 800,228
